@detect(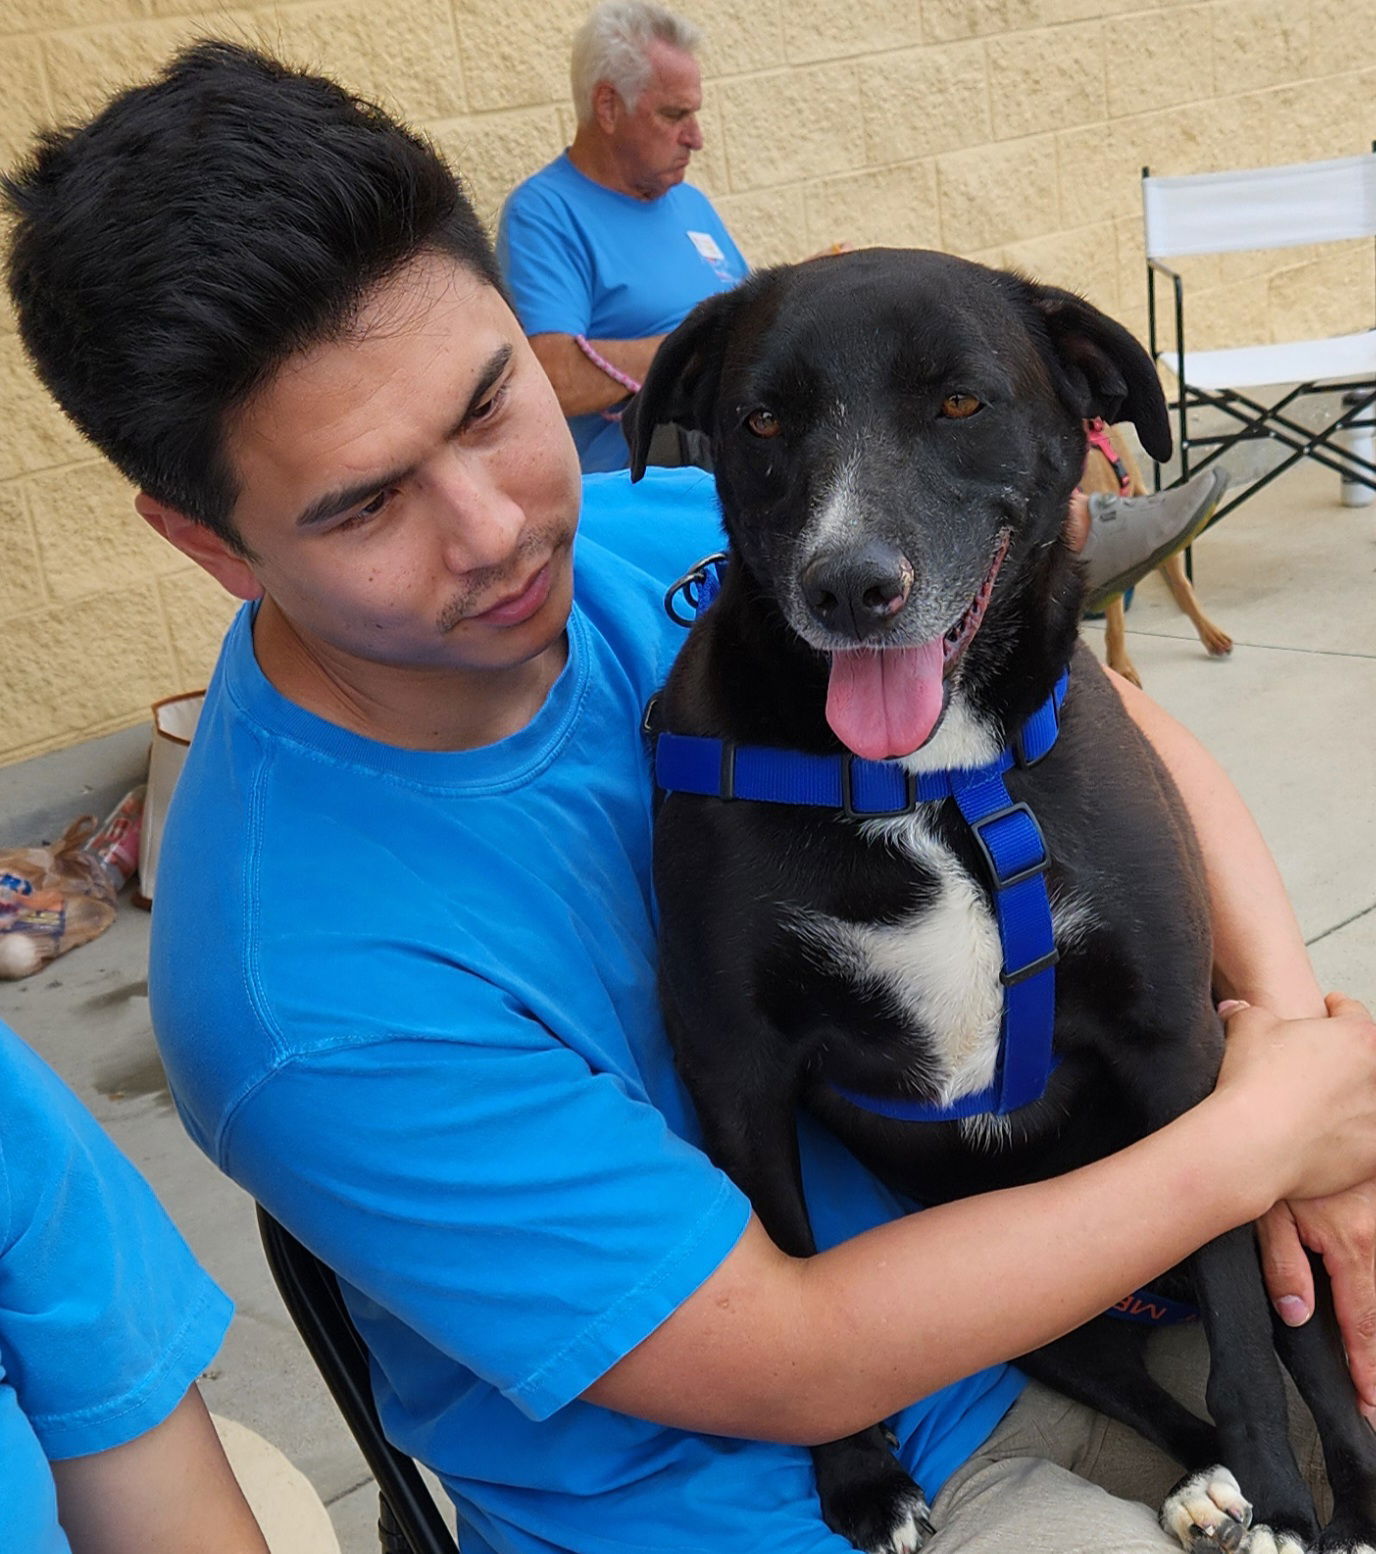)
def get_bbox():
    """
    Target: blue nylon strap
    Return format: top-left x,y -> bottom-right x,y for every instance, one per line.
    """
651,553 -> 1068,1124
829,745 -> 1060,1122
654,736 -> 1020,812
1014,685 -> 1063,765
654,674 -> 1068,817
829,1075 -> 1006,1122
950,766 -> 1057,1115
